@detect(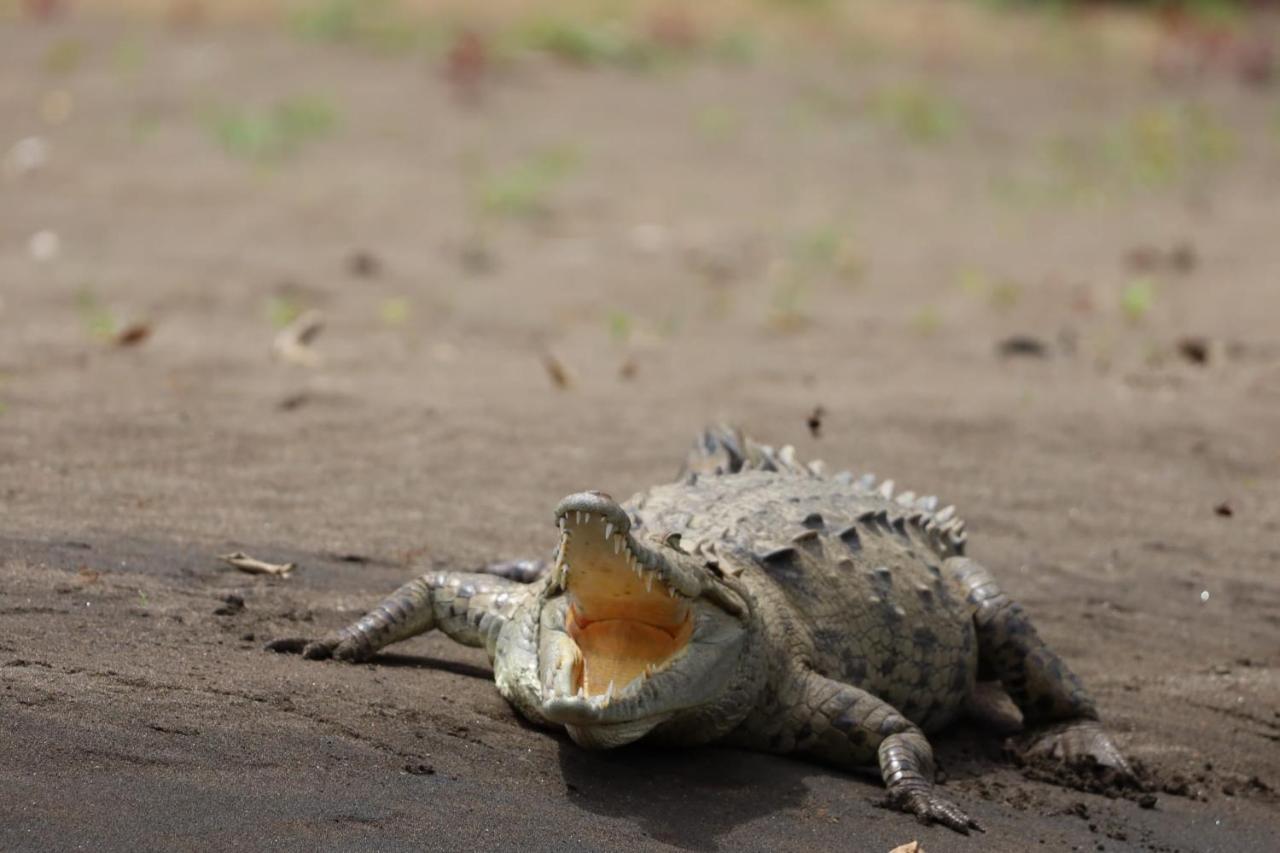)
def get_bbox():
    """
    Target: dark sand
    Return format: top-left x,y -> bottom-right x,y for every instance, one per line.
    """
2,9 -> 1278,852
